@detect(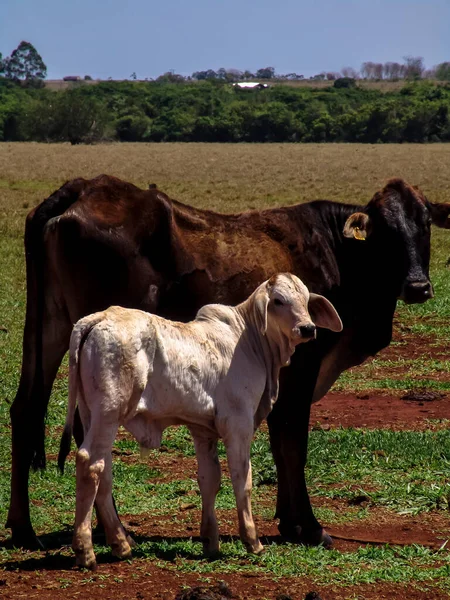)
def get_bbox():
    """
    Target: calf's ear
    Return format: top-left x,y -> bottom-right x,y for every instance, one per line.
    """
309,293 -> 343,333
429,202 -> 450,229
254,284 -> 270,335
343,212 -> 372,240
